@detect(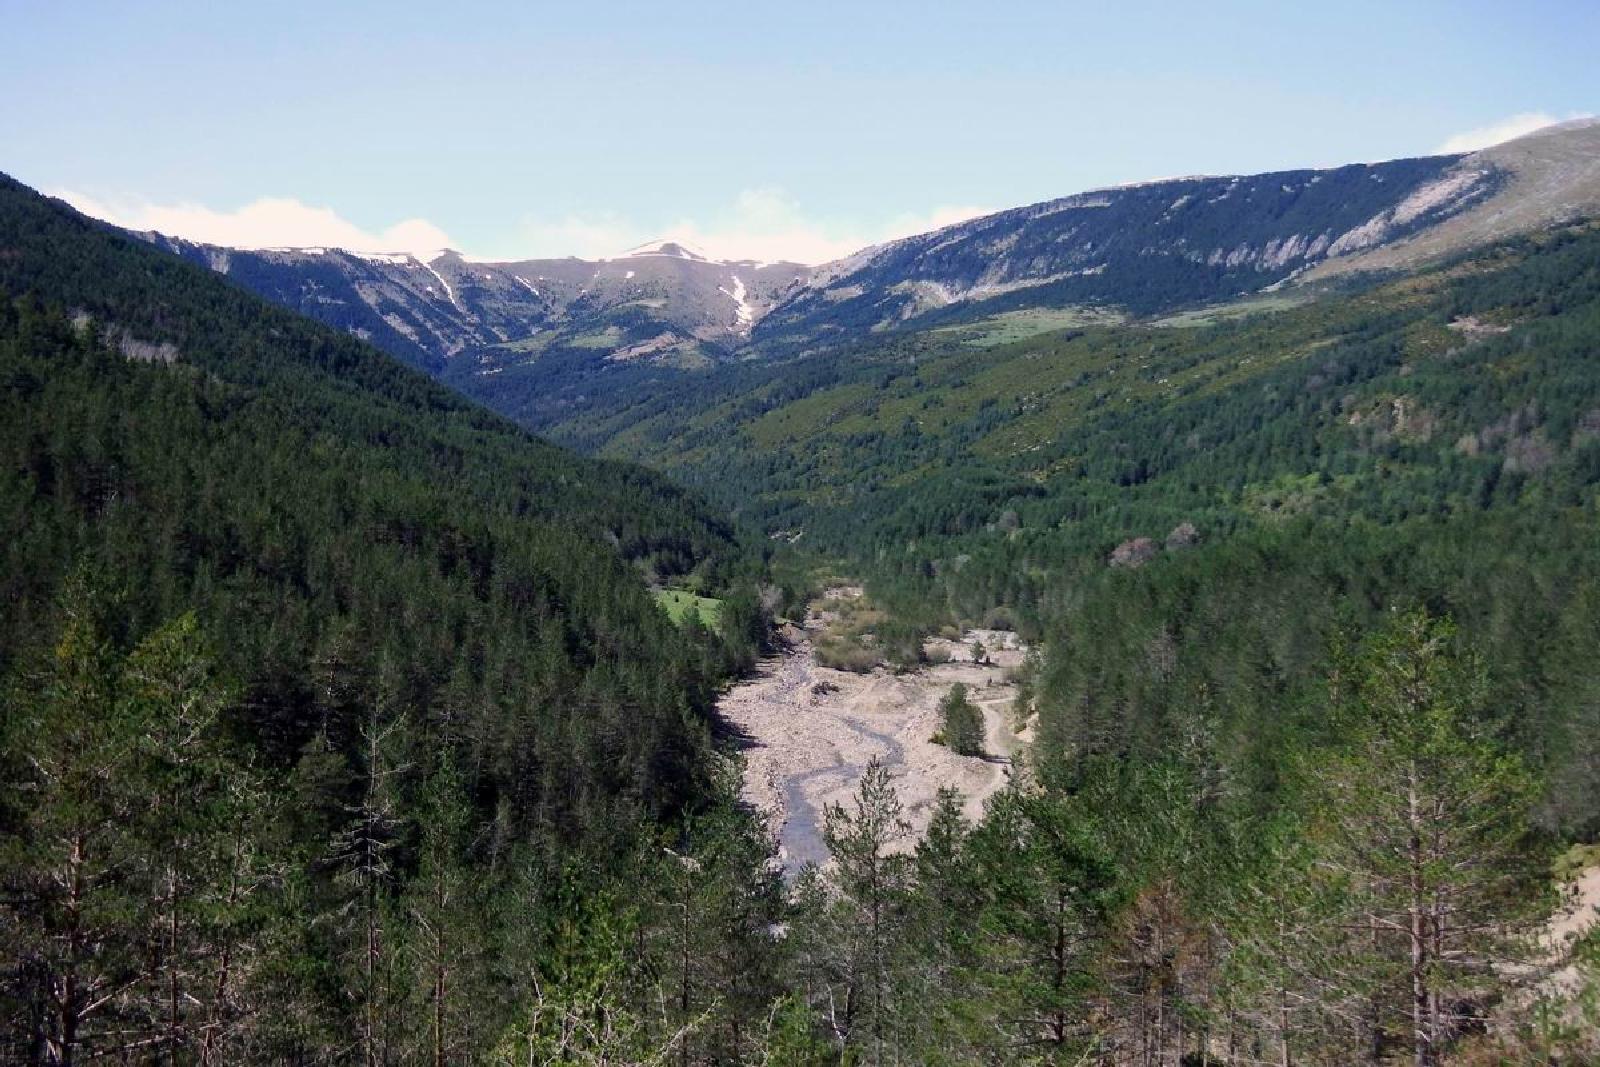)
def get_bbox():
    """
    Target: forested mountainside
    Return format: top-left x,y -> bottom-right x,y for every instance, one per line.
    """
160,152 -> 1482,374
0,175 -> 795,1062
5,169 -> 1600,1065
526,226 -> 1597,592
531,220 -> 1600,831
519,215 -> 1600,1064
437,122 -> 1600,439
